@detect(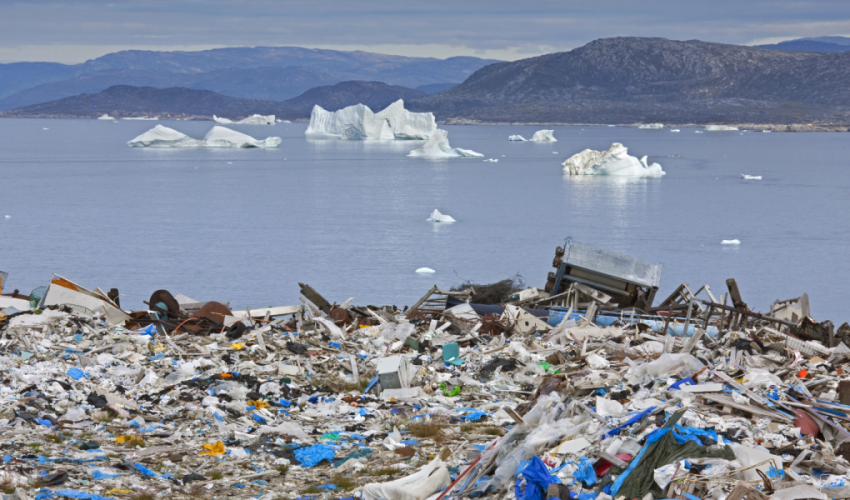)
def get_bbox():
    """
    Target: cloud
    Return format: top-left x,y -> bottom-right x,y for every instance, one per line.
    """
3,0 -> 850,62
